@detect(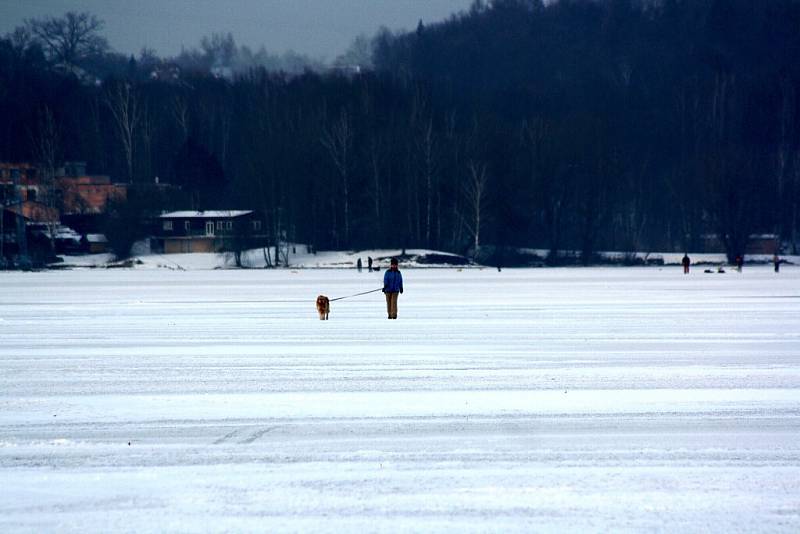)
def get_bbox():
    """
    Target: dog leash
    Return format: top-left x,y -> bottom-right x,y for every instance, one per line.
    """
329,287 -> 384,302
89,288 -> 384,307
